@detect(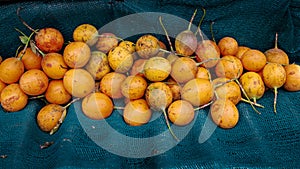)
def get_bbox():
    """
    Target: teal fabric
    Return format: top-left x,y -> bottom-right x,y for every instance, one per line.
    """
0,1 -> 300,168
